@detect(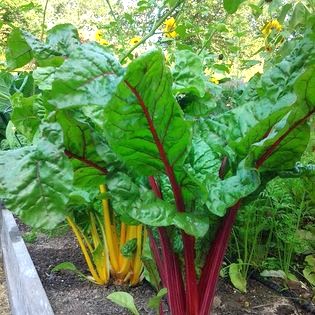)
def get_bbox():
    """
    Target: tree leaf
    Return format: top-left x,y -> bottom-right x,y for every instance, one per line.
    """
103,50 -> 191,176
48,43 -> 125,109
107,292 -> 140,315
223,0 -> 245,14
0,123 -> 73,229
